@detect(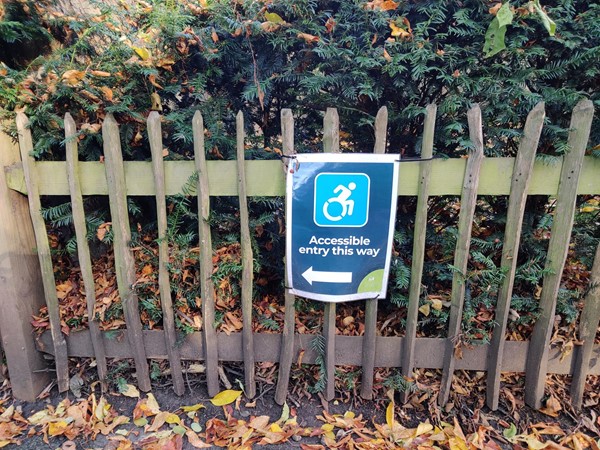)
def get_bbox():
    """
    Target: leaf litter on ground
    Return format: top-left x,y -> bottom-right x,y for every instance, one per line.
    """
0,389 -> 598,449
